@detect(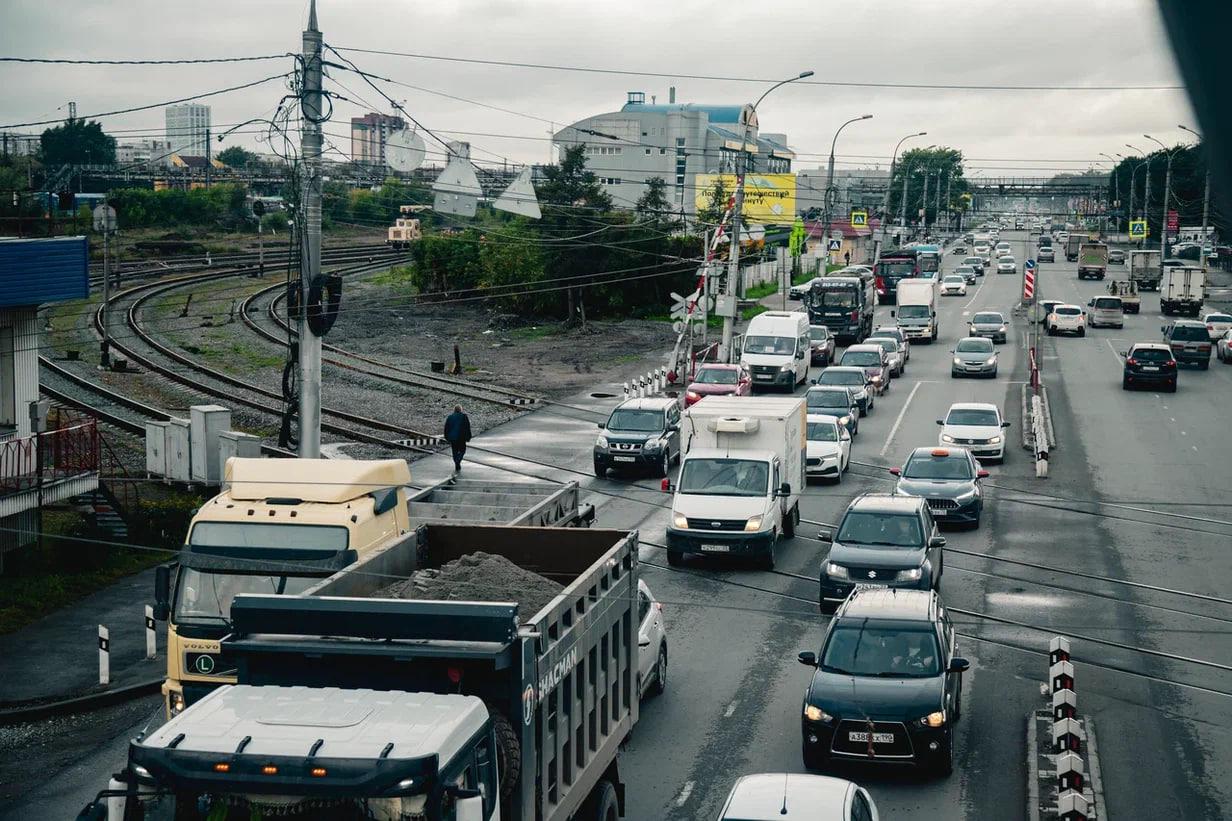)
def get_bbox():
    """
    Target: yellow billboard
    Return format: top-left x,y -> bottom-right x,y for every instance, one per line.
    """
695,173 -> 796,224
